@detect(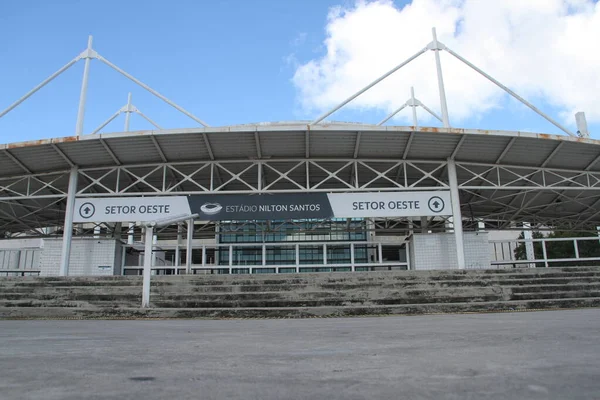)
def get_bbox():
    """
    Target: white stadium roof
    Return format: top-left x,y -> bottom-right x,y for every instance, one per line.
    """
1,123 -> 600,234
1,124 -> 599,174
